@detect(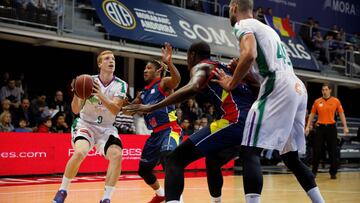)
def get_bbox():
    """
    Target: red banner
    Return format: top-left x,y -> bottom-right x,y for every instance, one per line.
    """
0,133 -> 233,176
